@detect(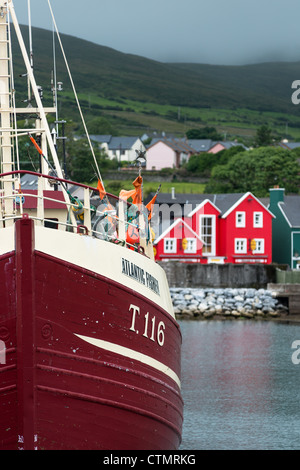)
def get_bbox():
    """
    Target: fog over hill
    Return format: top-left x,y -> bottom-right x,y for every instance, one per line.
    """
11,25 -> 300,116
